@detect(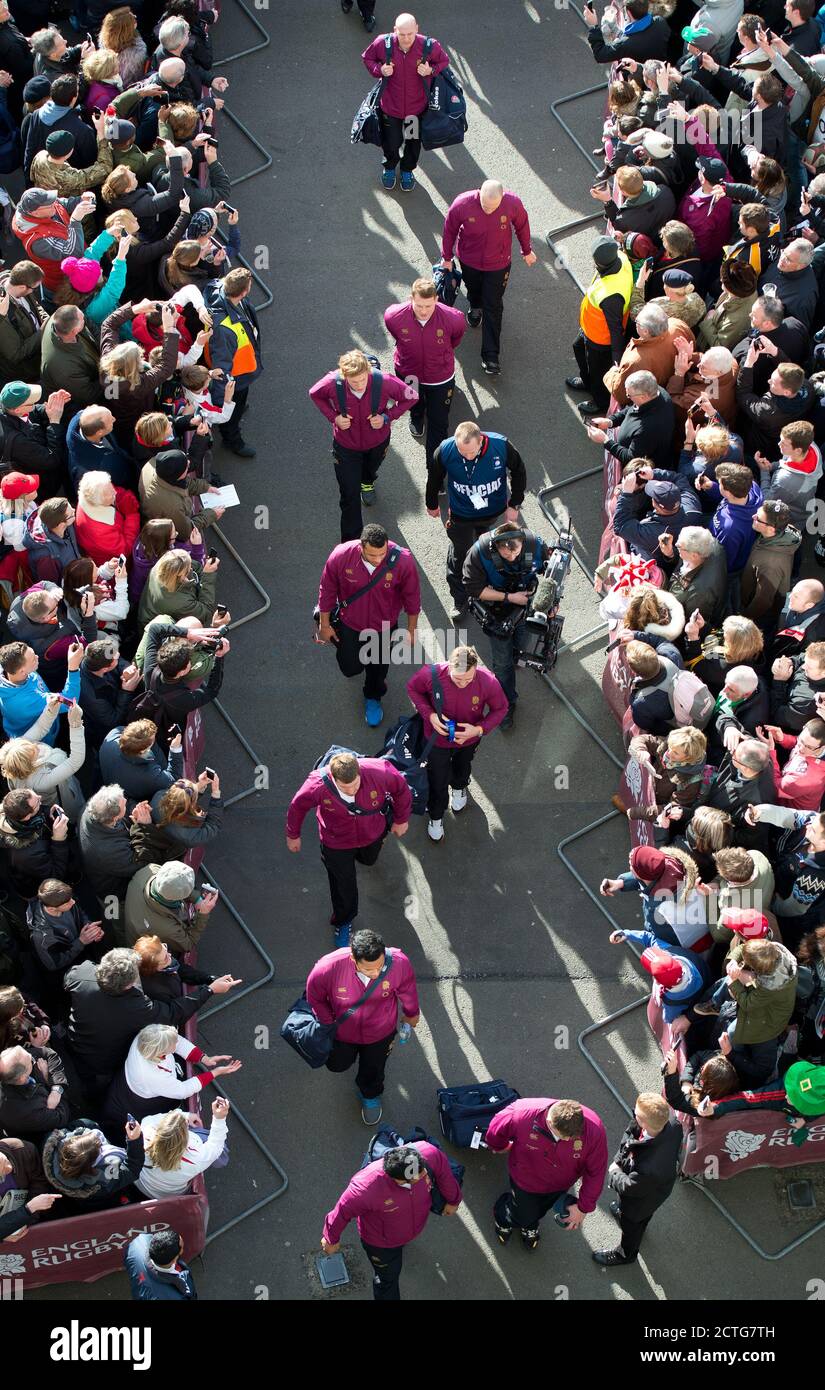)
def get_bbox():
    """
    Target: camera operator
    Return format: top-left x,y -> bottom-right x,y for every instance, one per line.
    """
463,521 -> 550,729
